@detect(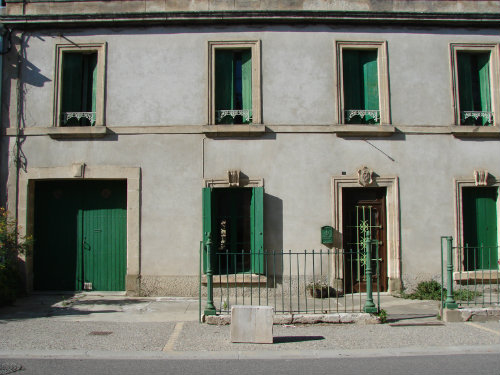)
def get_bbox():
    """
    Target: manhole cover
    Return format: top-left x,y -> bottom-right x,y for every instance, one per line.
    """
89,331 -> 113,336
0,362 -> 23,375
